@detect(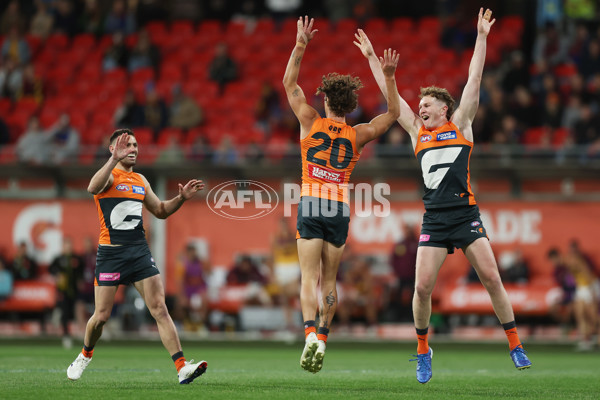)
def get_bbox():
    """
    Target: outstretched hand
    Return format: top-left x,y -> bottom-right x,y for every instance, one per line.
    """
111,133 -> 135,161
353,29 -> 375,58
477,8 -> 495,36
379,48 -> 399,77
179,179 -> 205,201
297,16 -> 318,45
